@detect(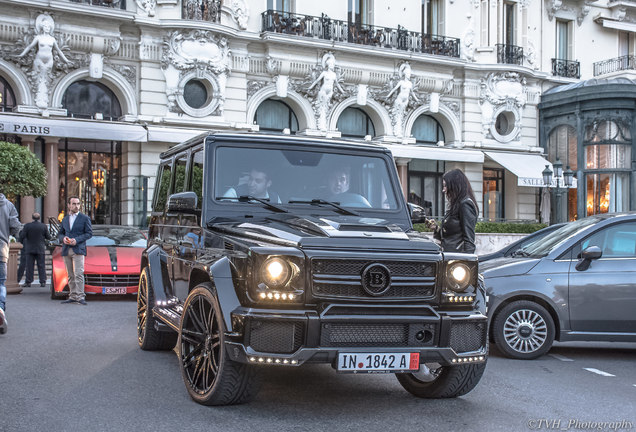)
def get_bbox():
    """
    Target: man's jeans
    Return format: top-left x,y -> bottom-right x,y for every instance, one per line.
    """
0,261 -> 7,311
